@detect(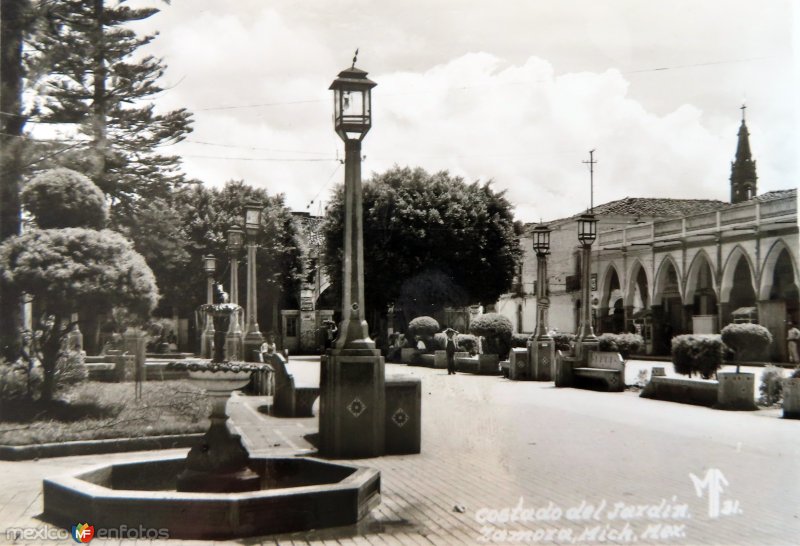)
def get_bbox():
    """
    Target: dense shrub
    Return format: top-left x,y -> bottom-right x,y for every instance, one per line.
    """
720,323 -> 773,363
671,335 -> 723,379
456,334 -> 479,355
0,351 -> 86,402
21,168 -> 108,229
511,333 -> 531,348
407,316 -> 440,350
759,365 -> 784,406
551,332 -> 576,353
469,313 -> 513,359
597,333 -> 644,359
